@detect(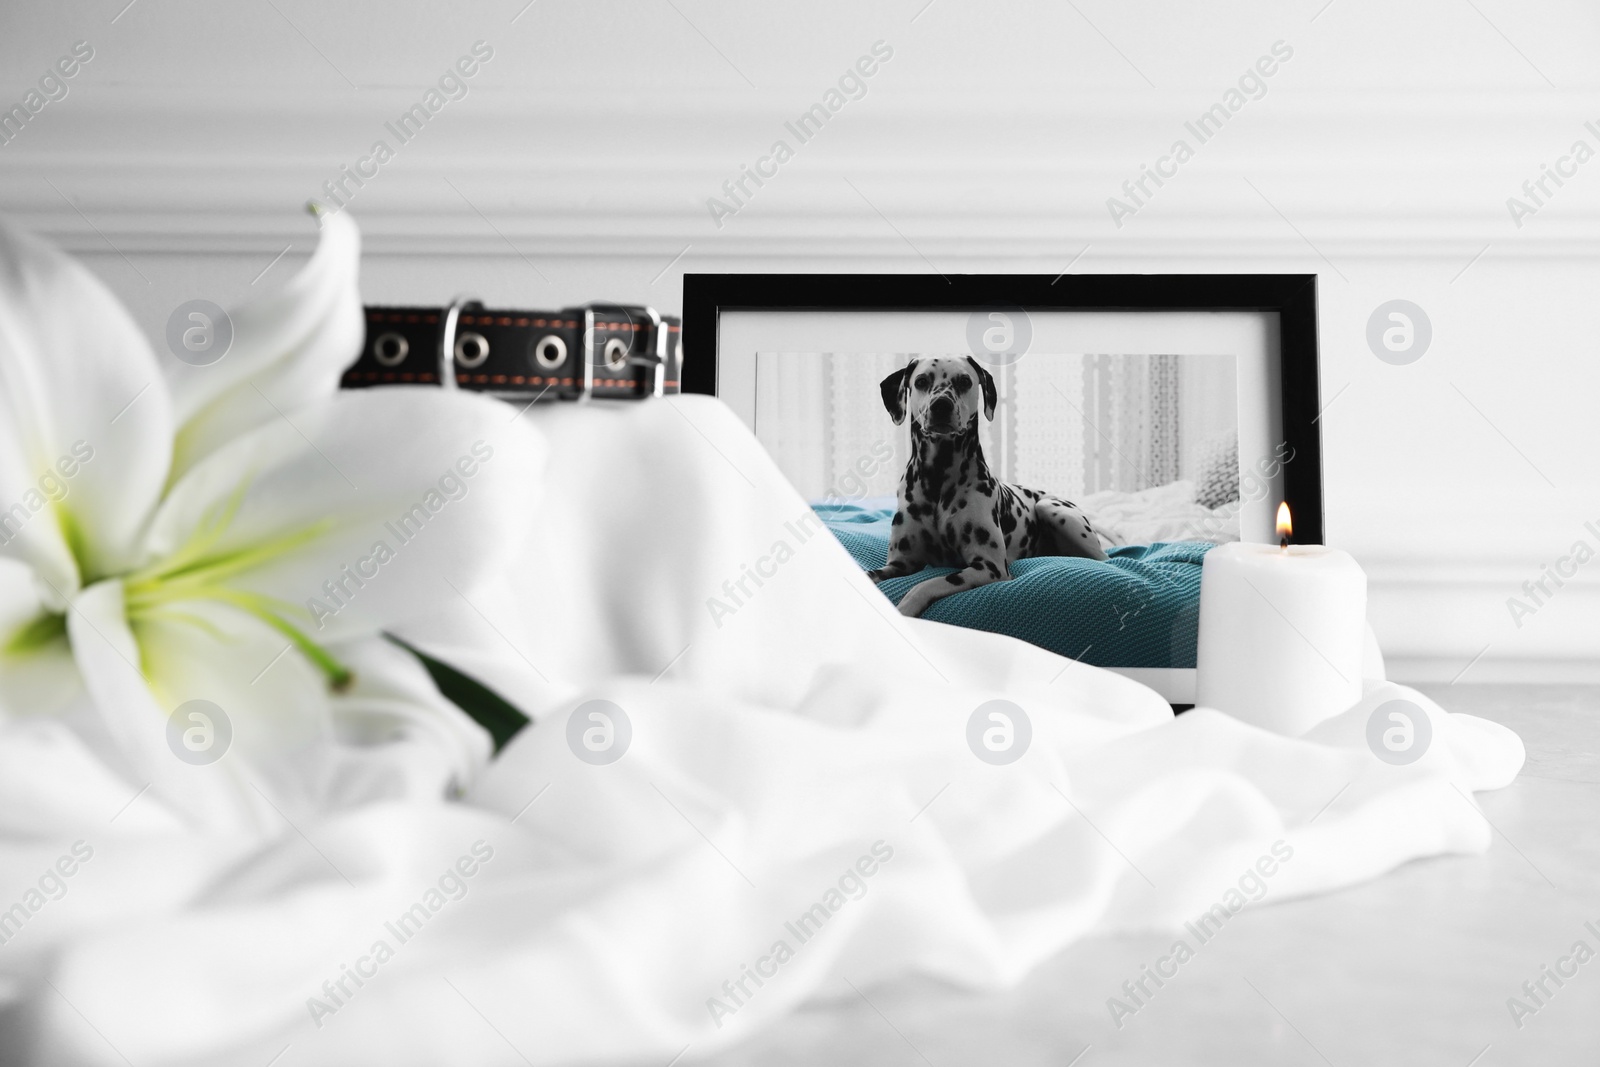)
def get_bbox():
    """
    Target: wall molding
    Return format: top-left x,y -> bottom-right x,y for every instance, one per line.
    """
6,87 -> 1600,259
